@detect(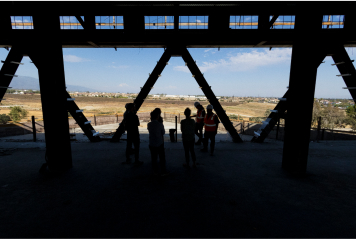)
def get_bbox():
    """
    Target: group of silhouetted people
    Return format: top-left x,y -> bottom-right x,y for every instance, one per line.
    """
121,101 -> 220,176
